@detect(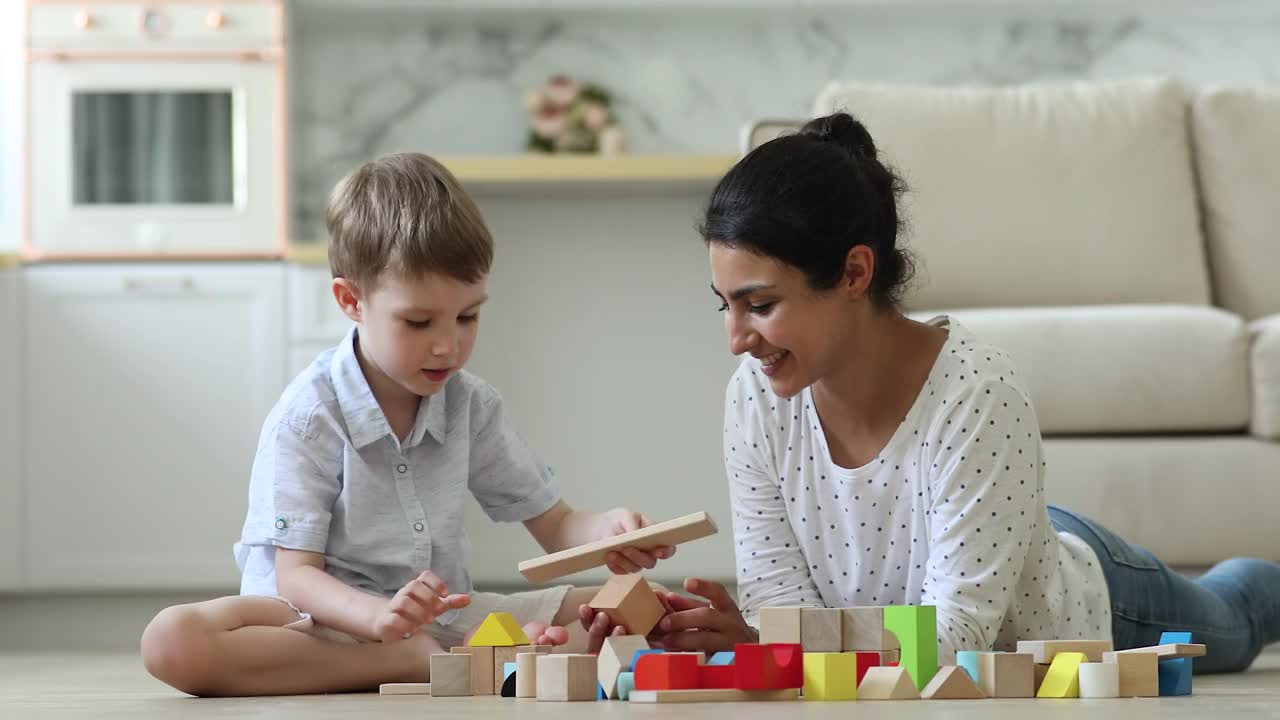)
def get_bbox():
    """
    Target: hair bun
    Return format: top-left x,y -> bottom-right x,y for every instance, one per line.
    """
800,112 -> 877,159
